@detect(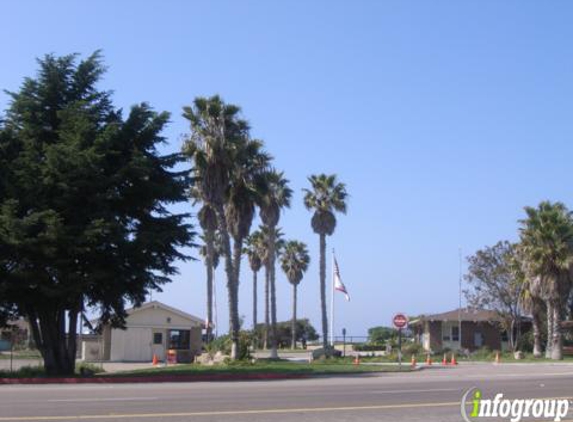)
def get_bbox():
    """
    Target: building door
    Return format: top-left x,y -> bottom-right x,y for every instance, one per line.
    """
151,330 -> 165,361
474,332 -> 484,348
